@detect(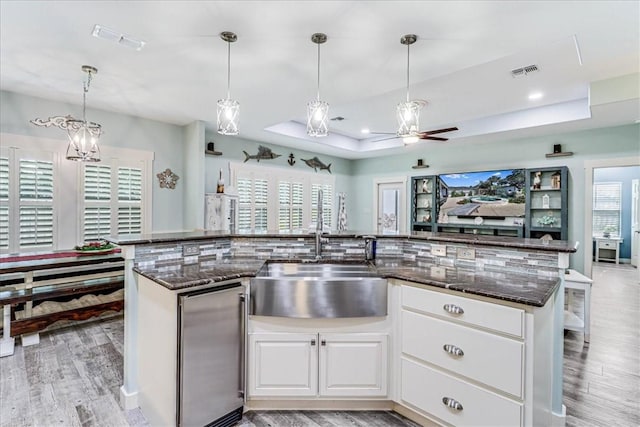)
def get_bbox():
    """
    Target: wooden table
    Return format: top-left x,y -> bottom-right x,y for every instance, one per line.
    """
593,237 -> 623,264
